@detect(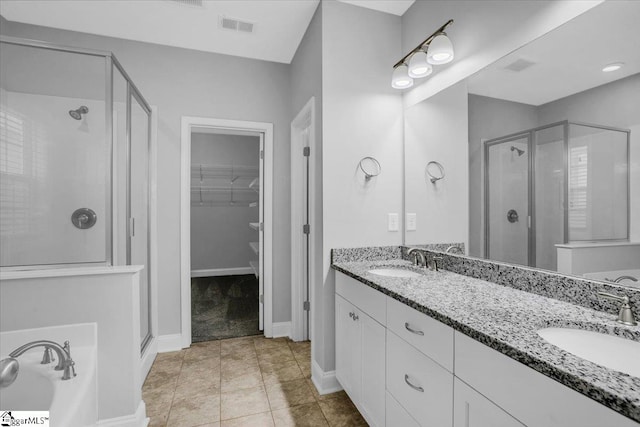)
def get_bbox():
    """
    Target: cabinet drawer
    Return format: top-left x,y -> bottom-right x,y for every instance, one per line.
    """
336,271 -> 386,325
387,296 -> 454,372
386,391 -> 419,427
386,331 -> 453,426
455,331 -> 640,427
